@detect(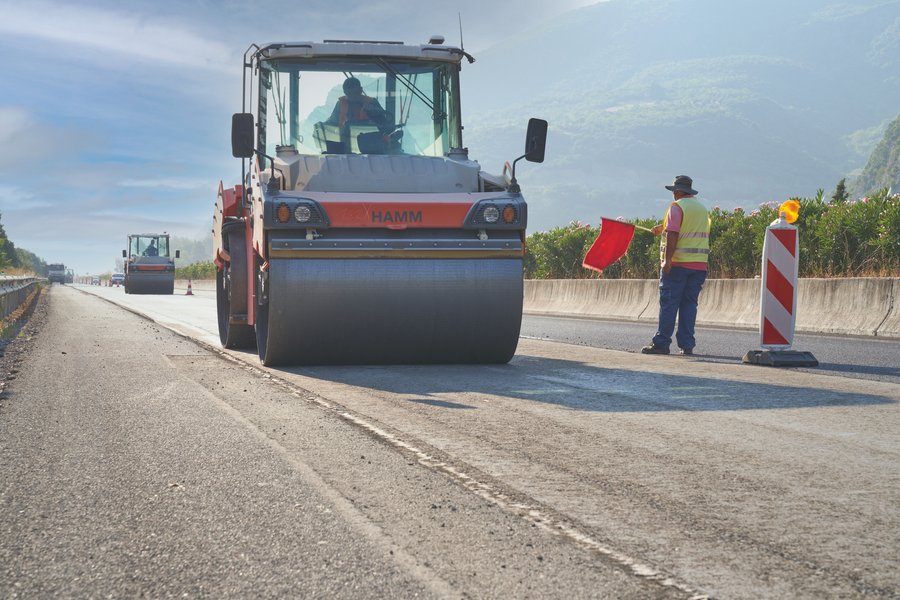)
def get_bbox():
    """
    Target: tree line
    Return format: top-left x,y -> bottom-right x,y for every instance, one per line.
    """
0,212 -> 46,276
525,186 -> 899,279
